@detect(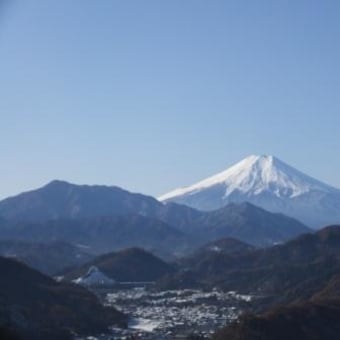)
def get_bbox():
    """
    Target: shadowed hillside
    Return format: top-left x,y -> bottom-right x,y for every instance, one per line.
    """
64,247 -> 174,283
214,276 -> 340,340
158,226 -> 340,309
0,256 -> 126,339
